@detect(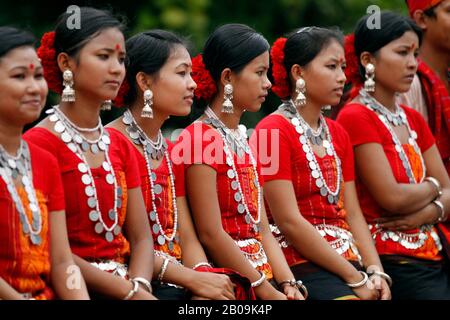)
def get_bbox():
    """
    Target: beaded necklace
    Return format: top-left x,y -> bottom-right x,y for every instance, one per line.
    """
47,107 -> 121,242
122,110 -> 178,251
0,140 -> 42,245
